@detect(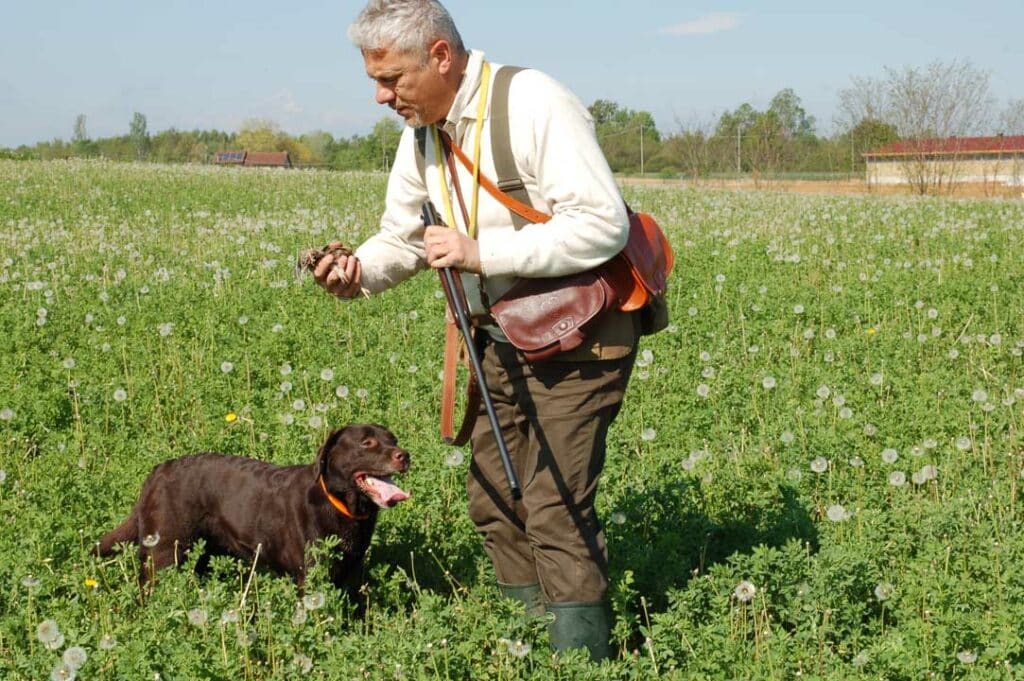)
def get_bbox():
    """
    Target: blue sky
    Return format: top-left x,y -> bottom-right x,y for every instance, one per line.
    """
2,1 -> 1021,147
